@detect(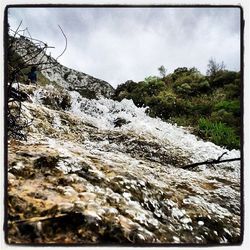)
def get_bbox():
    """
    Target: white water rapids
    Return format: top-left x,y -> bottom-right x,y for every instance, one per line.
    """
8,84 -> 241,244
67,90 -> 240,166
